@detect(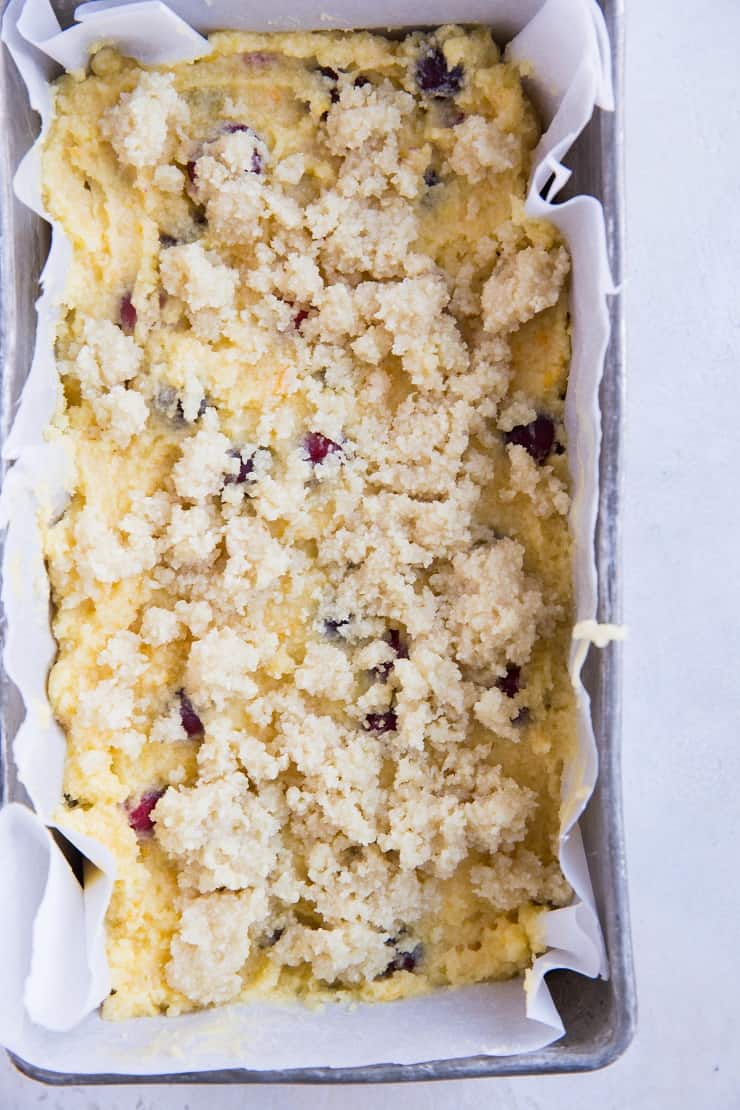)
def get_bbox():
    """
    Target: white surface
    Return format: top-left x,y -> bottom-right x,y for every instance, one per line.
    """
3,0 -> 740,1104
